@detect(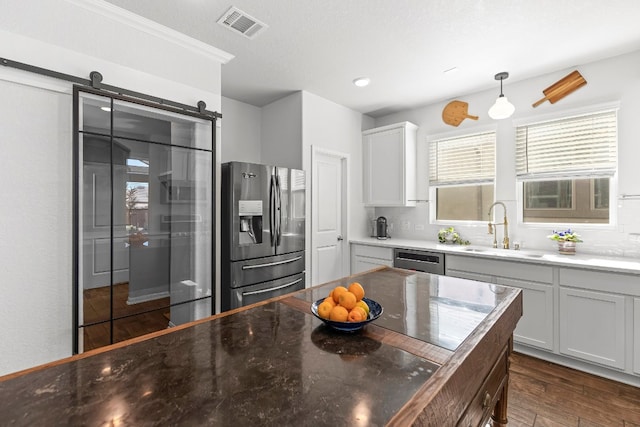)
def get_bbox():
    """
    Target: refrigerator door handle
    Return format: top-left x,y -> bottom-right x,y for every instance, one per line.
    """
275,174 -> 282,246
241,255 -> 303,270
241,278 -> 303,296
269,174 -> 276,247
